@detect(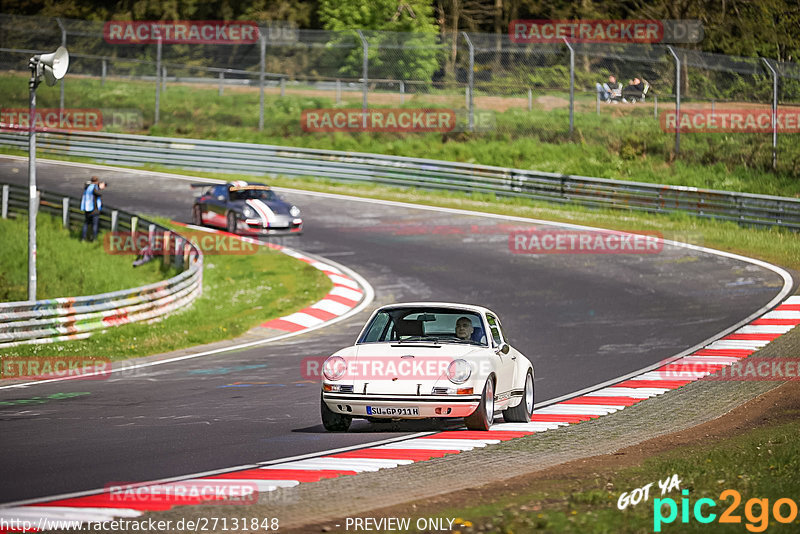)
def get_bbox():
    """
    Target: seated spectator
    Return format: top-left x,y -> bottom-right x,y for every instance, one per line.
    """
595,75 -> 621,102
622,78 -> 646,102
